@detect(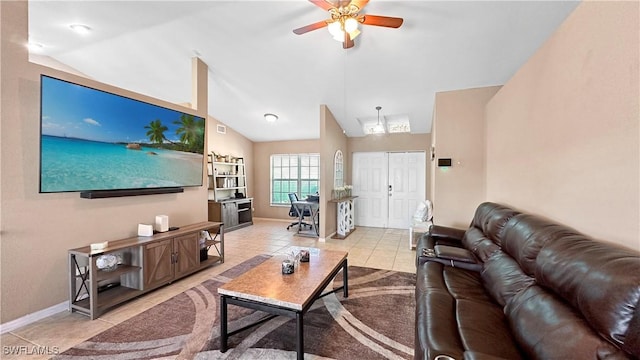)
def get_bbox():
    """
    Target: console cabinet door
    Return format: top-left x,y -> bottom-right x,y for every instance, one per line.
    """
223,202 -> 239,228
144,239 -> 173,290
173,233 -> 200,279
